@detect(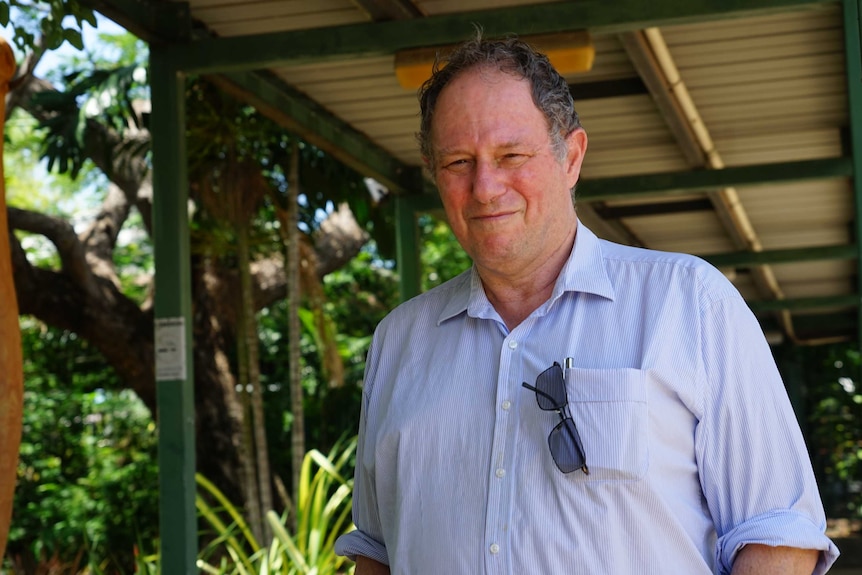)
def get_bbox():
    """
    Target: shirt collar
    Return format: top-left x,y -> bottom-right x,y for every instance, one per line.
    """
552,221 -> 616,303
436,220 -> 616,325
